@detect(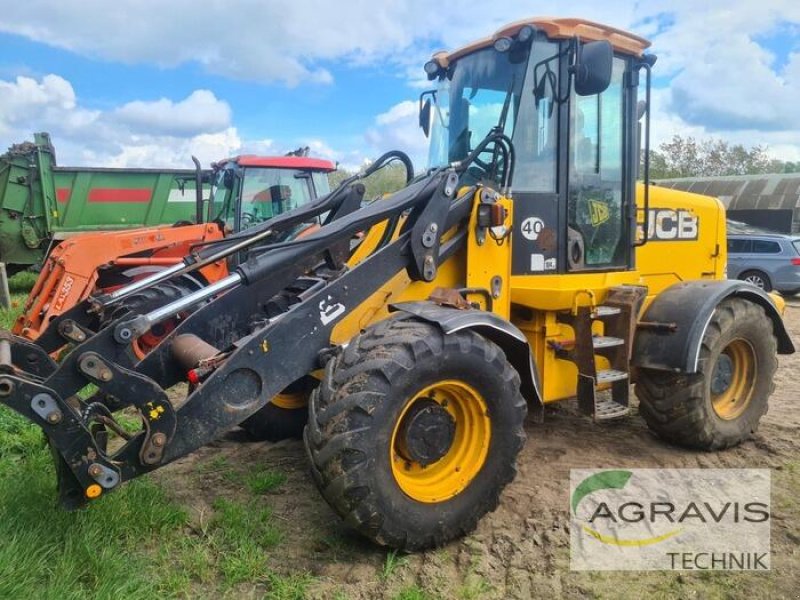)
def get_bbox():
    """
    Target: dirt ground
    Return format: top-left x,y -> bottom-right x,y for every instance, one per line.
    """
156,299 -> 800,599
